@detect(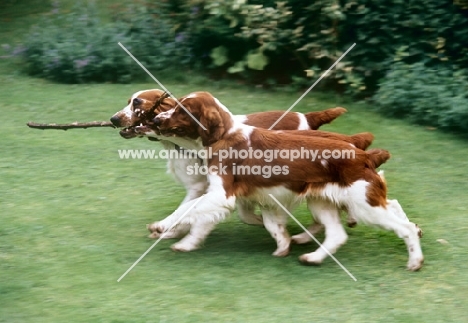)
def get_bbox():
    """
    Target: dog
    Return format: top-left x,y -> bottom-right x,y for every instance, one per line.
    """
144,91 -> 423,271
111,89 -> 361,240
